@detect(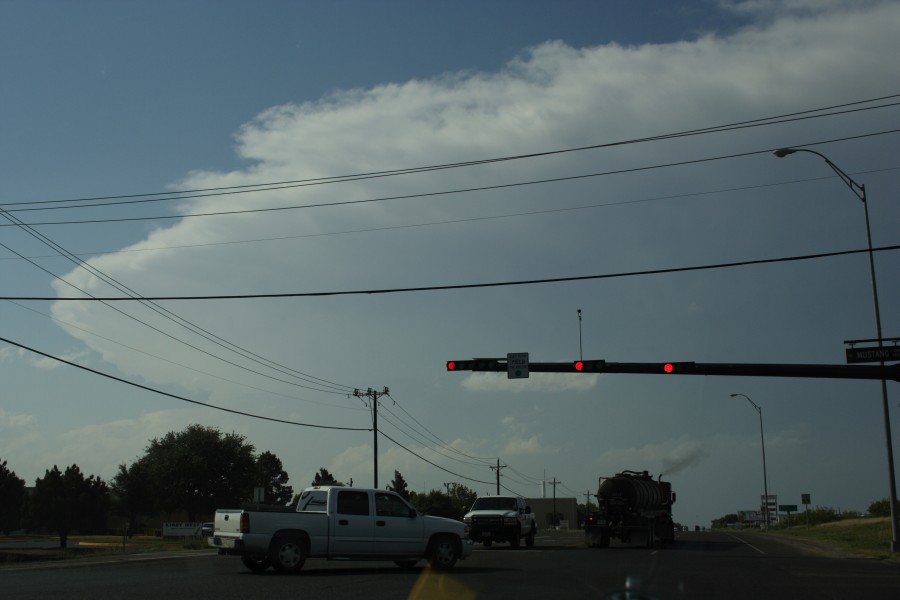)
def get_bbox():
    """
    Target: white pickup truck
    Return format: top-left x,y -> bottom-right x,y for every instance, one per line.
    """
209,486 -> 473,573
463,495 -> 537,548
